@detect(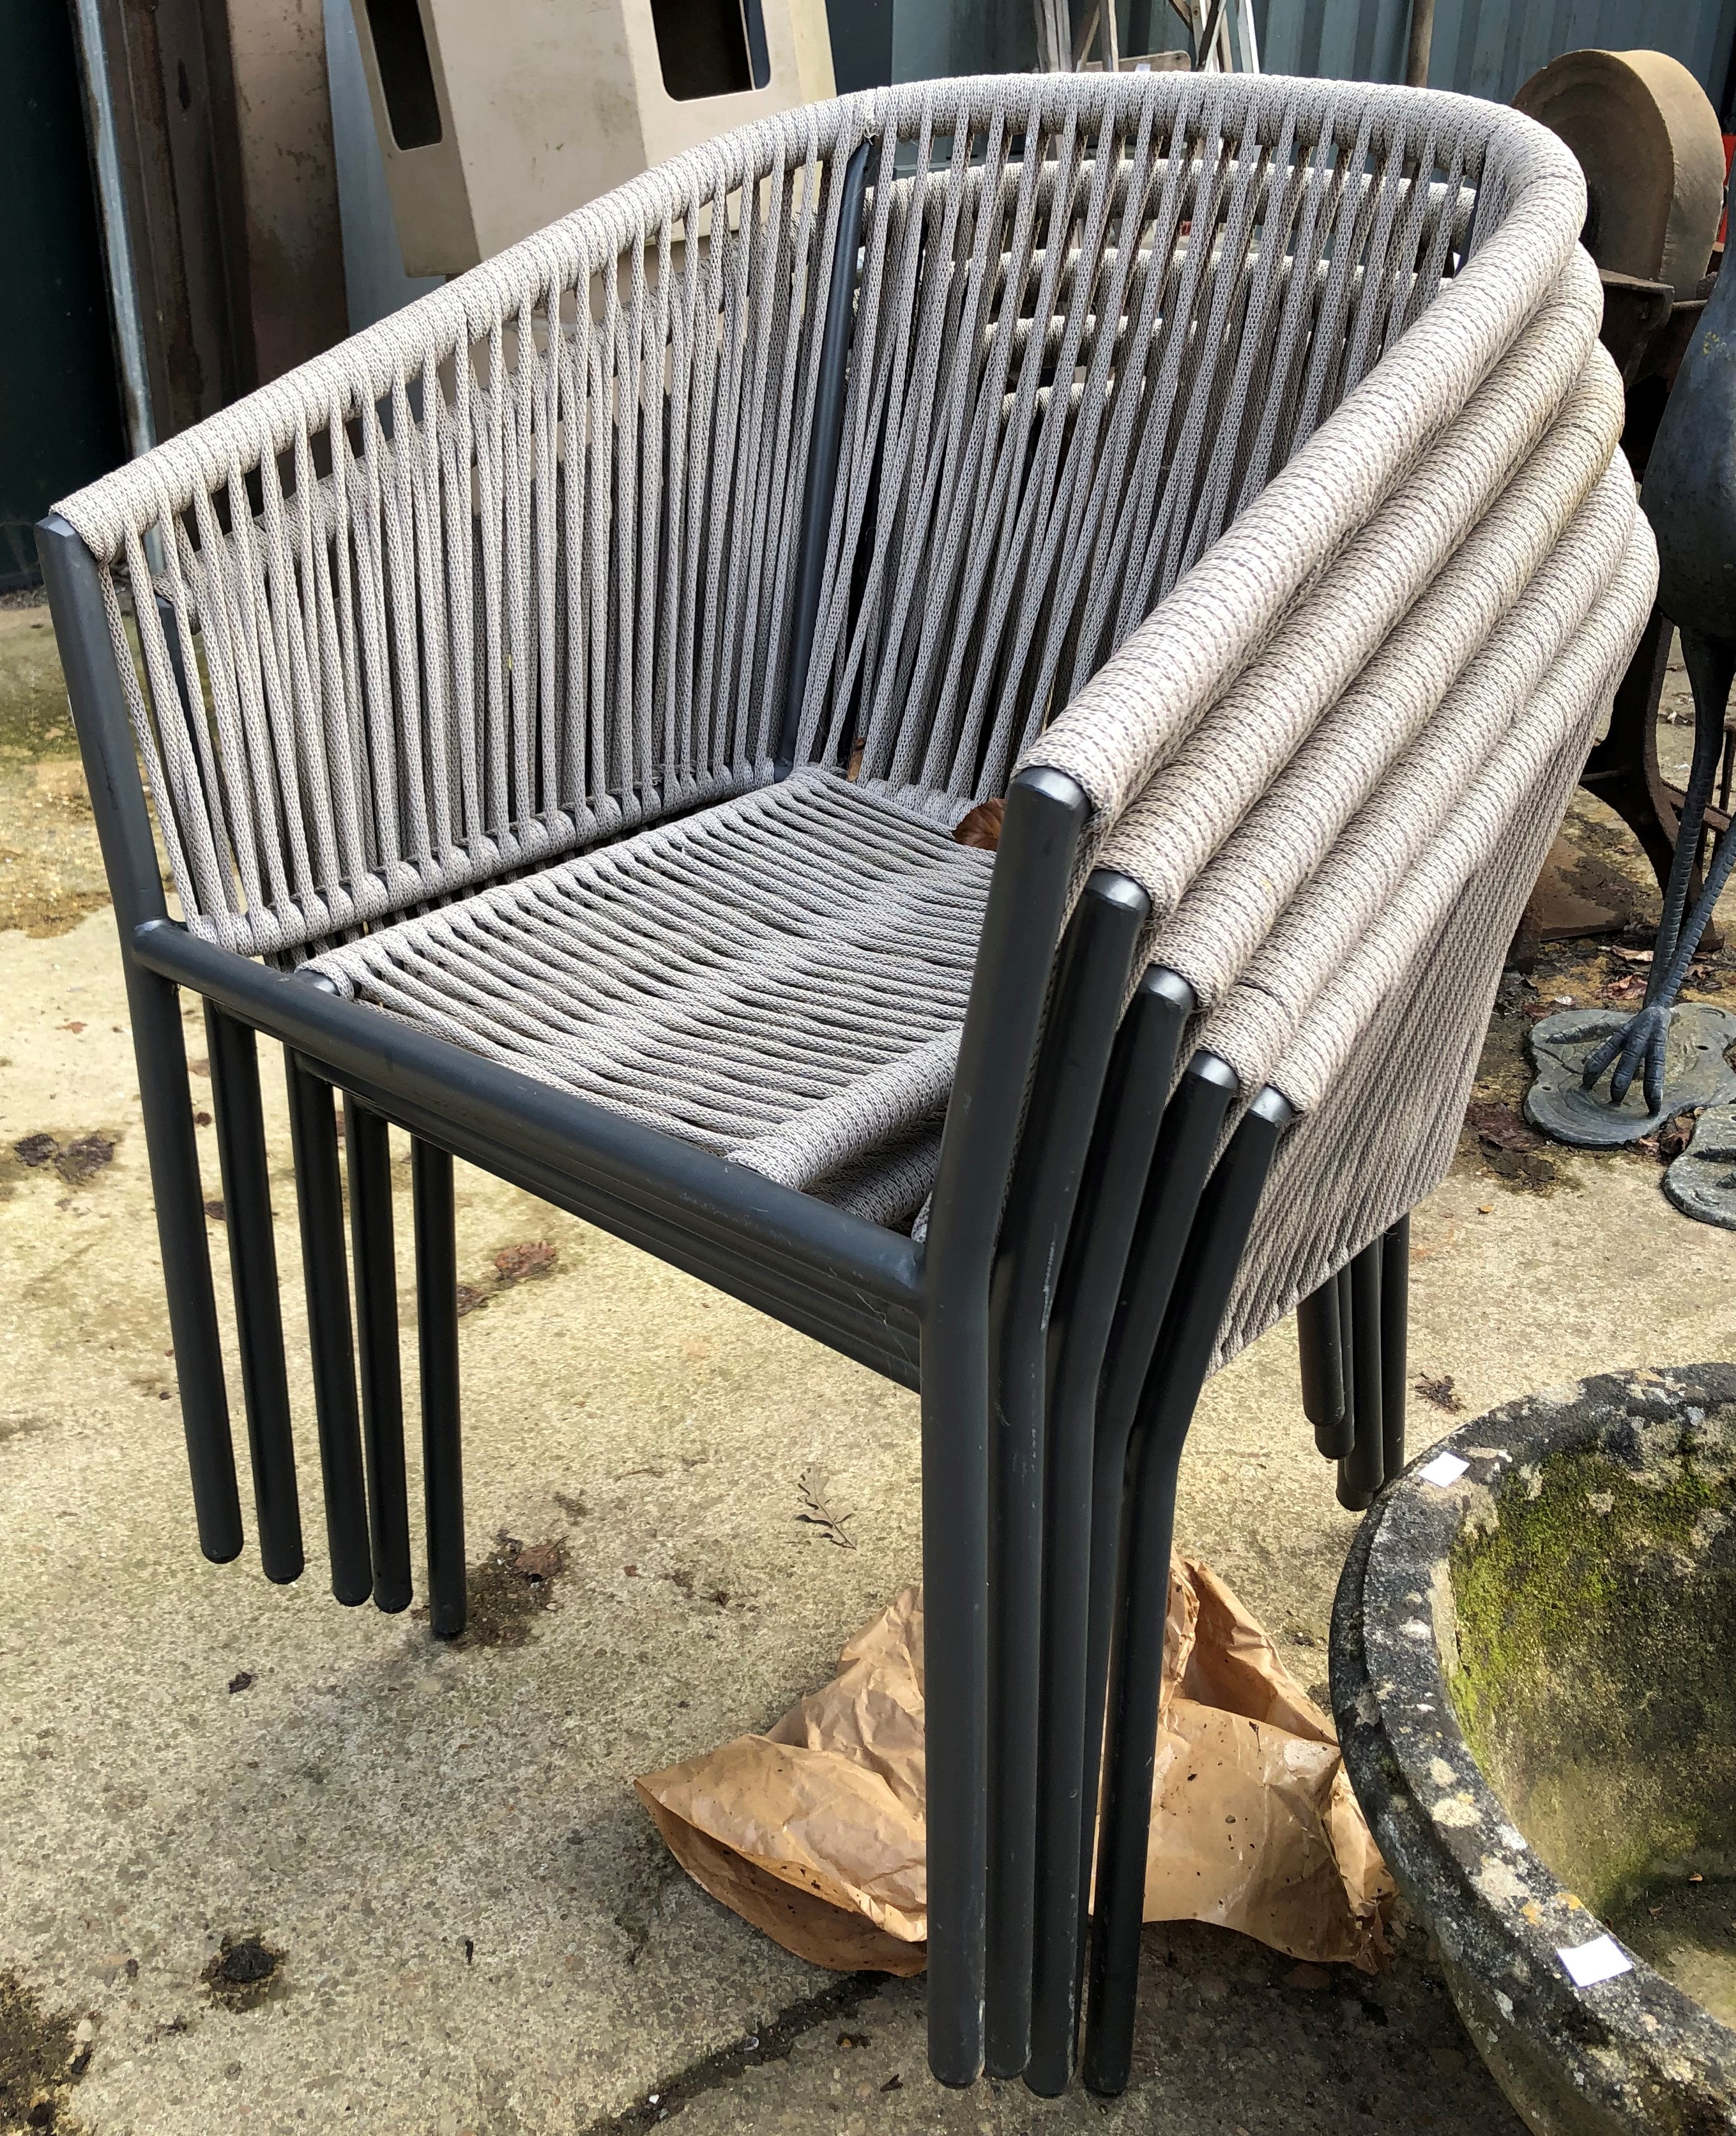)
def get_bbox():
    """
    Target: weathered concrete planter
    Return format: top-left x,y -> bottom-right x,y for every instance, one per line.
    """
1332,1367 -> 1736,2133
